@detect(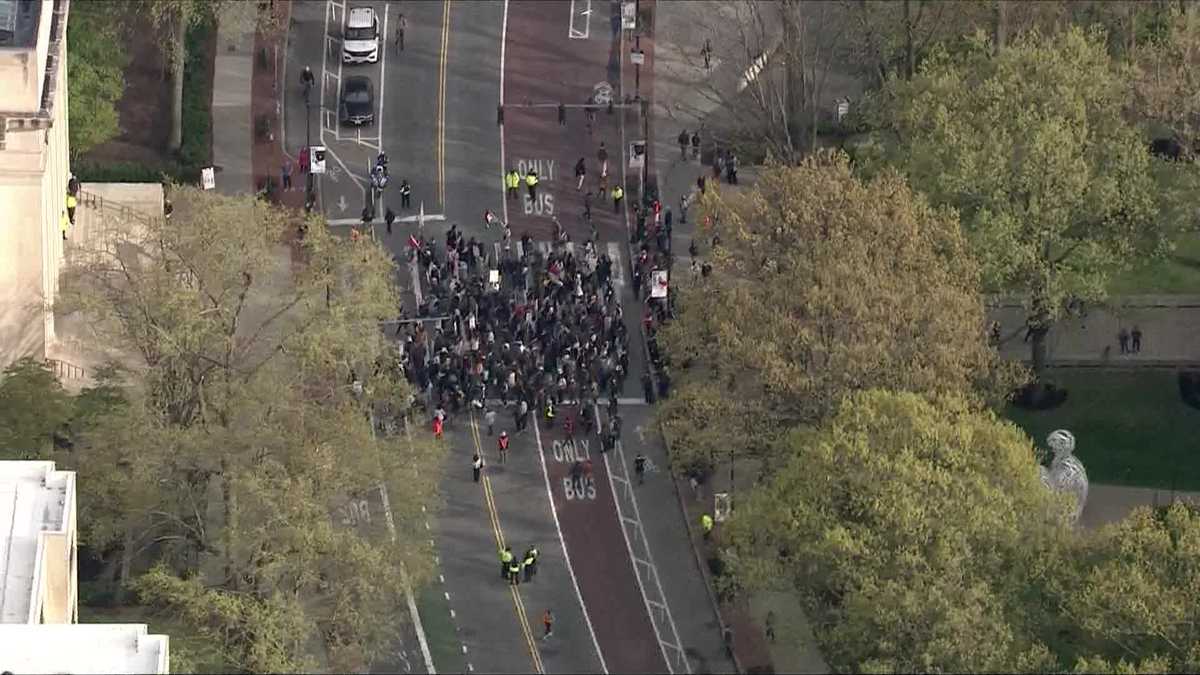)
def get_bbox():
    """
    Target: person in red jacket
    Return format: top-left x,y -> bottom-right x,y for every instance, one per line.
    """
432,416 -> 444,440
497,431 -> 510,463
